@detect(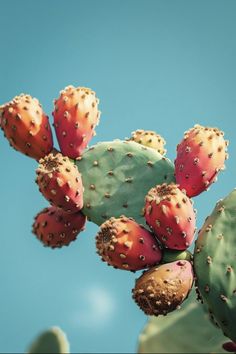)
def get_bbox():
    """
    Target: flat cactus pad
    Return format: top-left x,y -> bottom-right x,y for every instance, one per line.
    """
76,140 -> 175,225
27,327 -> 69,354
138,291 -> 226,353
194,188 -> 236,342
